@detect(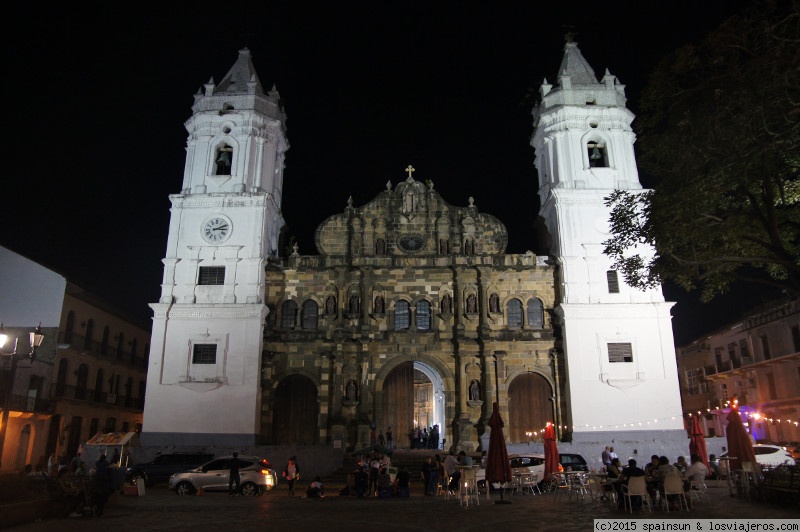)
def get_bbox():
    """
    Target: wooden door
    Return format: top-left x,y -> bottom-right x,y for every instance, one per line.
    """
508,373 -> 553,443
382,362 -> 414,449
273,374 -> 318,445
